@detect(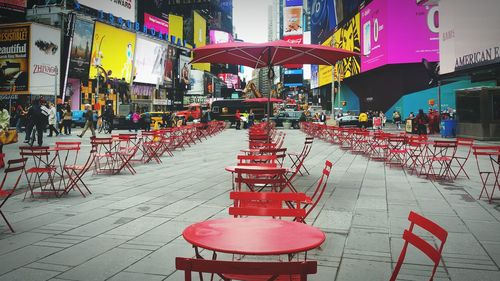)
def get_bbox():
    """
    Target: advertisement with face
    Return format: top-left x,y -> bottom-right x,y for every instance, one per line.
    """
284,6 -> 303,36
0,24 -> 29,94
78,0 -> 136,22
309,0 -> 336,45
68,19 -> 94,81
179,55 -> 191,89
163,45 -> 177,87
89,22 -> 136,84
187,70 -> 204,95
193,11 -> 209,72
134,36 -> 166,85
333,13 -> 361,78
30,23 -> 61,96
